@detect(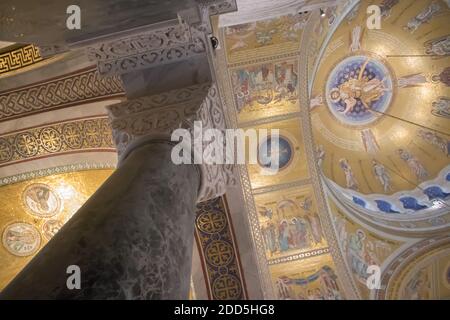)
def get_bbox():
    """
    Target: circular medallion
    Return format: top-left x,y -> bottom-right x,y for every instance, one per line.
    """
2,222 -> 41,256
325,54 -> 393,126
22,183 -> 61,218
14,133 -> 38,157
62,123 -> 83,149
258,135 -> 293,171
212,274 -> 242,300
205,240 -> 233,267
196,211 -> 226,234
42,219 -> 64,241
